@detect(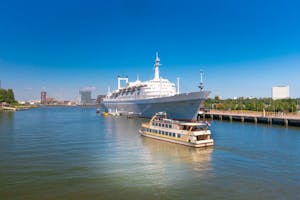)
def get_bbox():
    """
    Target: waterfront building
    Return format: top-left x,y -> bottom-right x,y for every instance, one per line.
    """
79,89 -> 93,105
272,86 -> 289,100
41,91 -> 47,104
